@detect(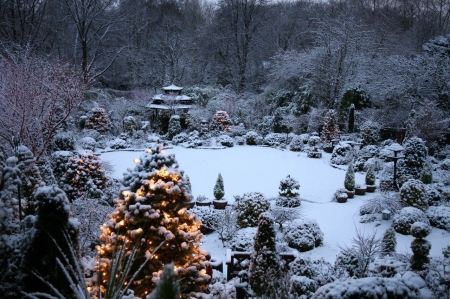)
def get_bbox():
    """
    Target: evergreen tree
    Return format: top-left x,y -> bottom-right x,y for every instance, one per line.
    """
212,110 -> 232,133
381,227 -> 397,256
320,109 -> 339,143
97,145 -> 209,298
185,174 -> 192,193
147,263 -> 181,299
249,213 -> 280,297
421,162 -> 433,184
348,104 -> 355,133
278,175 -> 300,198
167,115 -> 181,140
403,109 -> 416,144
410,222 -> 432,271
213,173 -> 225,200
344,162 -> 355,191
85,106 -> 109,133
398,137 -> 428,181
20,185 -> 81,298
365,164 -> 376,186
